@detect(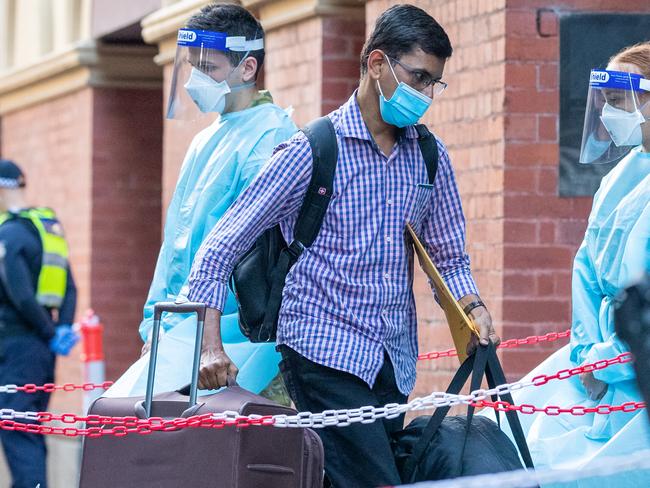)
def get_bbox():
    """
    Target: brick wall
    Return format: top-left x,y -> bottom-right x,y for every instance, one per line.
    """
265,15 -> 365,126
500,0 -> 650,379
1,89 -> 94,414
91,87 -> 163,382
0,86 -> 163,412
